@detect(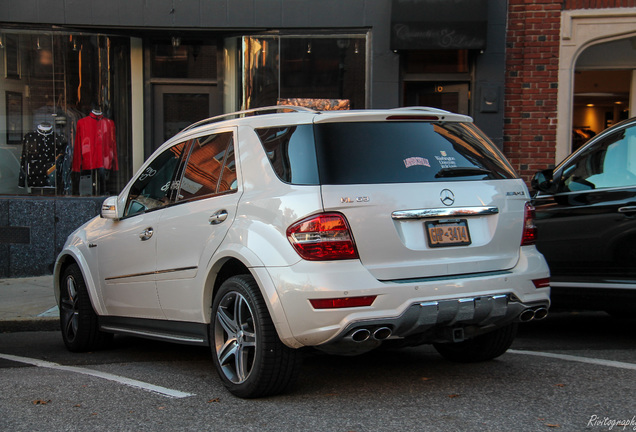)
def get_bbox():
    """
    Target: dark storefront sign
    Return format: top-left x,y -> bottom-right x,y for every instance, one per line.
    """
391,0 -> 488,50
